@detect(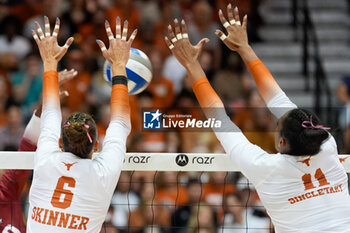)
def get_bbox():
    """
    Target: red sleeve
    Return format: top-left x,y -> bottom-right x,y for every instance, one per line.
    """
0,137 -> 35,201
18,137 -> 37,152
0,170 -> 30,202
